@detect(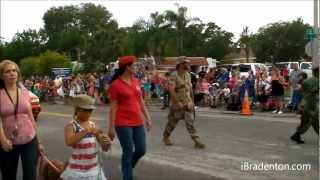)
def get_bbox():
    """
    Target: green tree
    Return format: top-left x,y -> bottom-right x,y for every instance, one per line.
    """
2,29 -> 45,63
183,23 -> 206,56
238,26 -> 252,63
251,18 -> 311,63
43,5 -> 80,51
43,3 -> 119,68
38,51 -> 71,75
20,57 -> 41,77
164,4 -> 201,55
203,22 -> 234,61
0,37 -> 4,60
